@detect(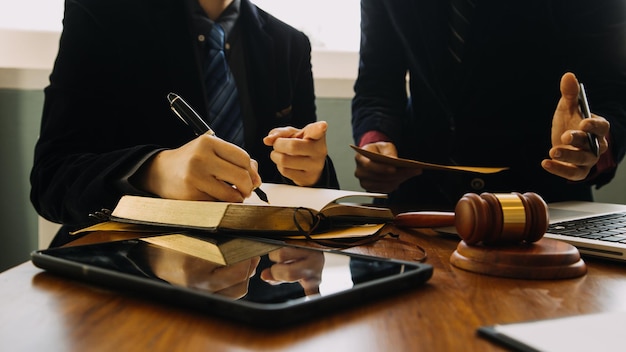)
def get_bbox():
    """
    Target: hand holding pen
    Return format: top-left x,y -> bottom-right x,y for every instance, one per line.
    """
167,93 -> 269,203
542,72 -> 610,181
